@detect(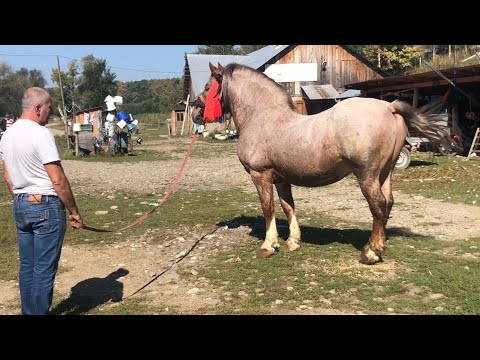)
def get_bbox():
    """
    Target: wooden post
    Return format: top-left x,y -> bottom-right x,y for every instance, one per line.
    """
56,55 -> 71,150
181,95 -> 190,136
170,110 -> 176,136
413,88 -> 419,109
